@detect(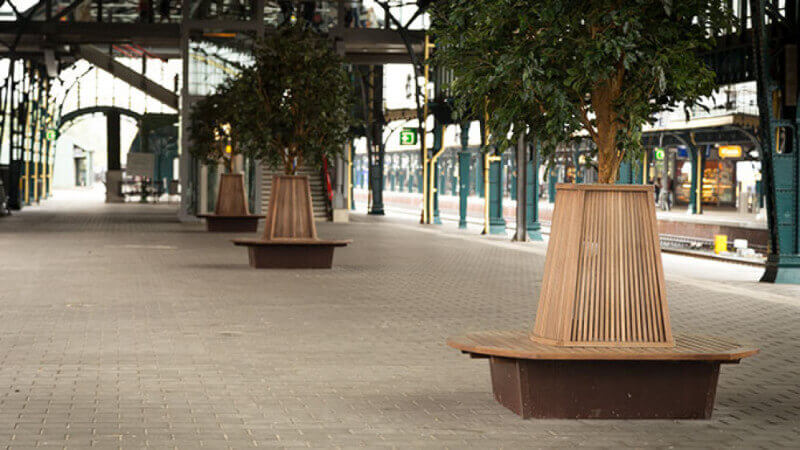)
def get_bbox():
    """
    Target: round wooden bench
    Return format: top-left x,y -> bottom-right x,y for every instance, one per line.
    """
233,238 -> 350,268
448,330 -> 758,419
200,173 -> 262,232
